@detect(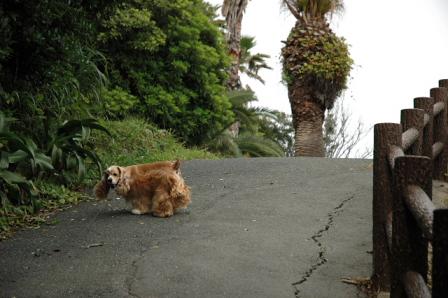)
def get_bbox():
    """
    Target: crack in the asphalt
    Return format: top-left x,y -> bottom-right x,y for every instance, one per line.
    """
292,194 -> 355,298
125,245 -> 149,298
126,257 -> 141,298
